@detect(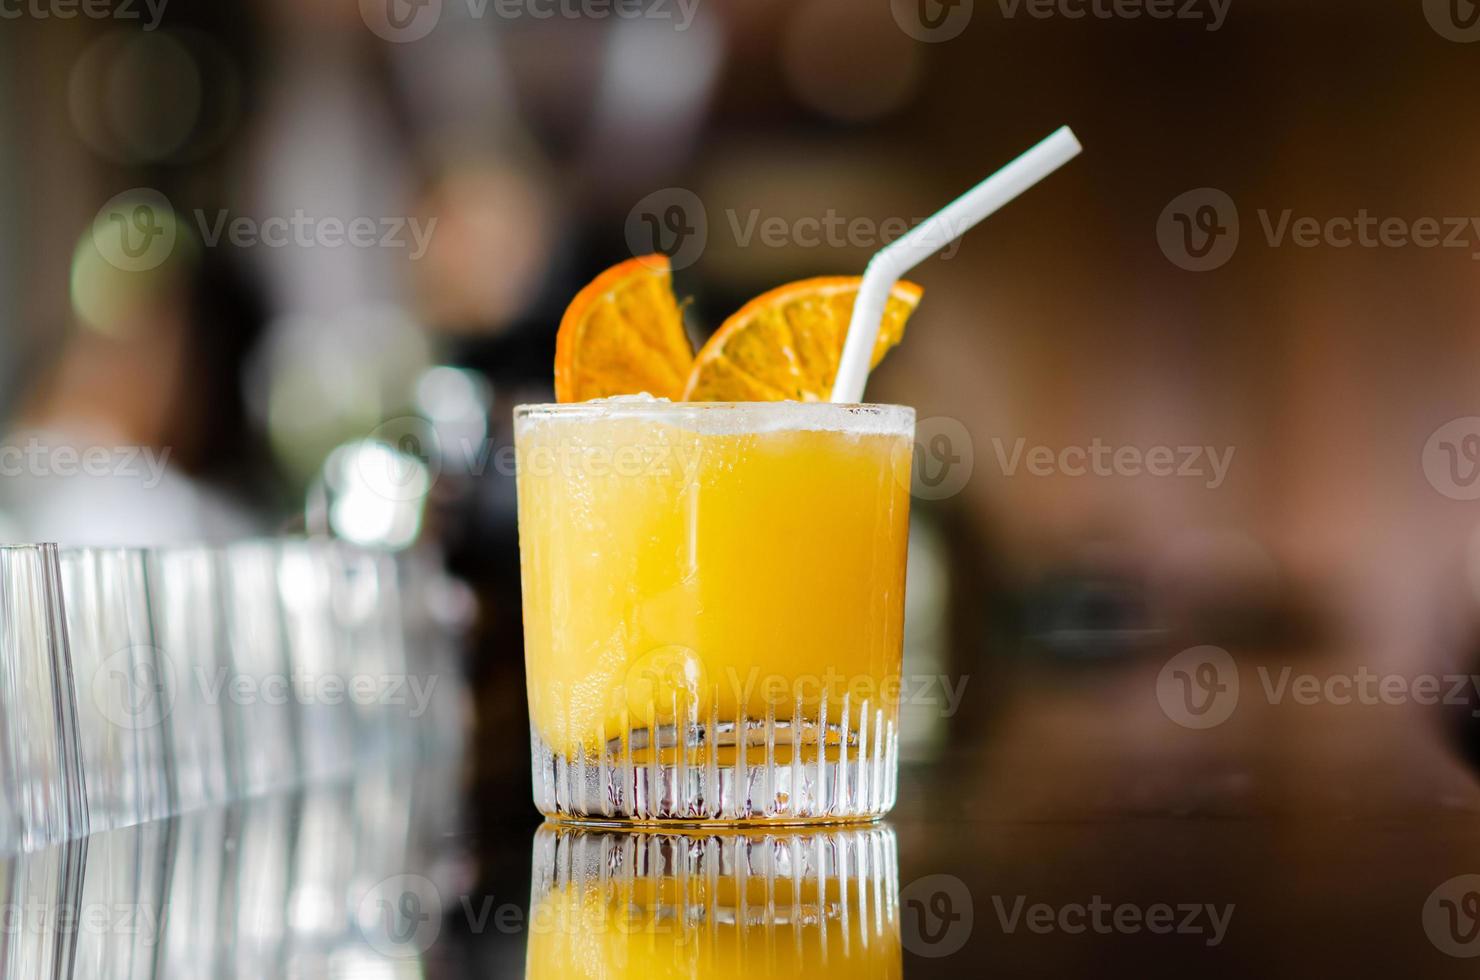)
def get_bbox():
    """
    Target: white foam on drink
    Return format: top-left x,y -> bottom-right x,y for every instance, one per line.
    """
515,399 -> 914,437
